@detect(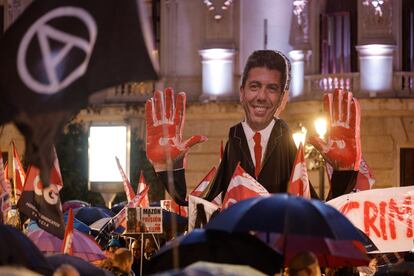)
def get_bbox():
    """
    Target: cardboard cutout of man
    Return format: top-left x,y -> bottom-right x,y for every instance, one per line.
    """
146,50 -> 361,204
